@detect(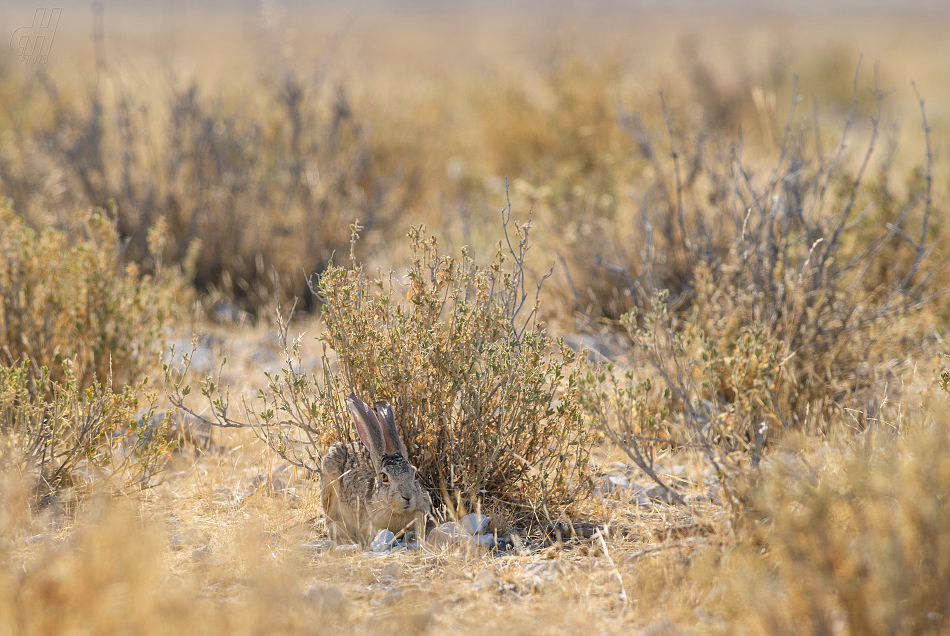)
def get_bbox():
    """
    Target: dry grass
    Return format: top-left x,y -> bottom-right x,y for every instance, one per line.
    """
1,3 -> 950,635
0,425 -> 721,636
0,205 -> 172,389
4,389 -> 949,635
2,4 -> 949,319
